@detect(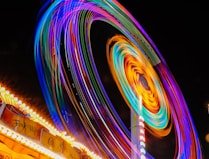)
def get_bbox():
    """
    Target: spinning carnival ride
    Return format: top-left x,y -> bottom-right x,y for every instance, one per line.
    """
34,0 -> 203,158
